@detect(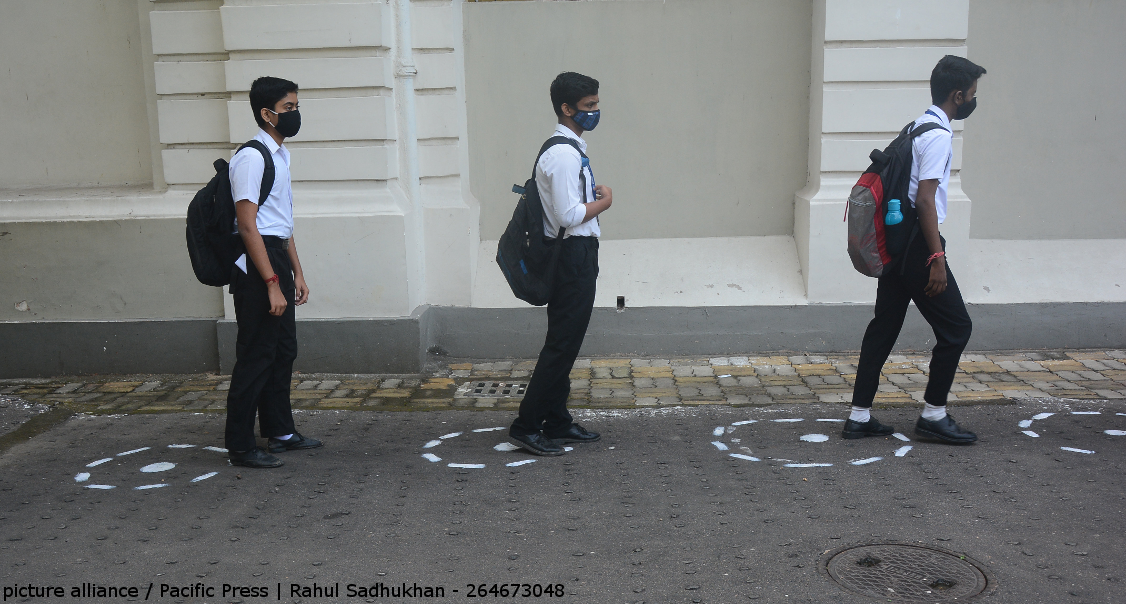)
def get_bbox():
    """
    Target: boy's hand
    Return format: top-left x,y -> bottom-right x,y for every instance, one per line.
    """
924,258 -> 948,297
594,185 -> 612,207
295,275 -> 310,306
267,282 -> 288,316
